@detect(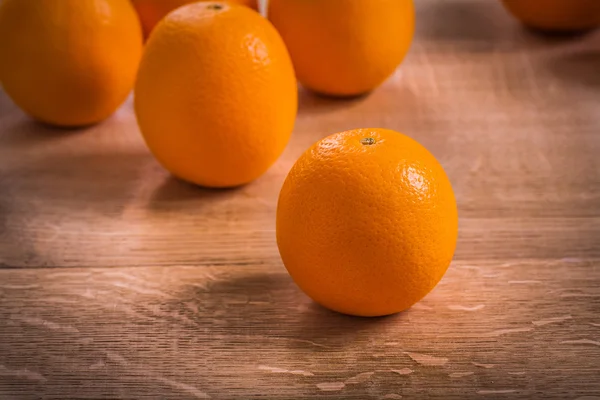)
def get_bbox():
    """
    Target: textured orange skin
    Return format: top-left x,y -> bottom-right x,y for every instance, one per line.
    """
134,3 -> 297,188
501,0 -> 600,32
276,129 -> 458,317
0,0 -> 142,127
268,0 -> 414,97
131,0 -> 259,39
